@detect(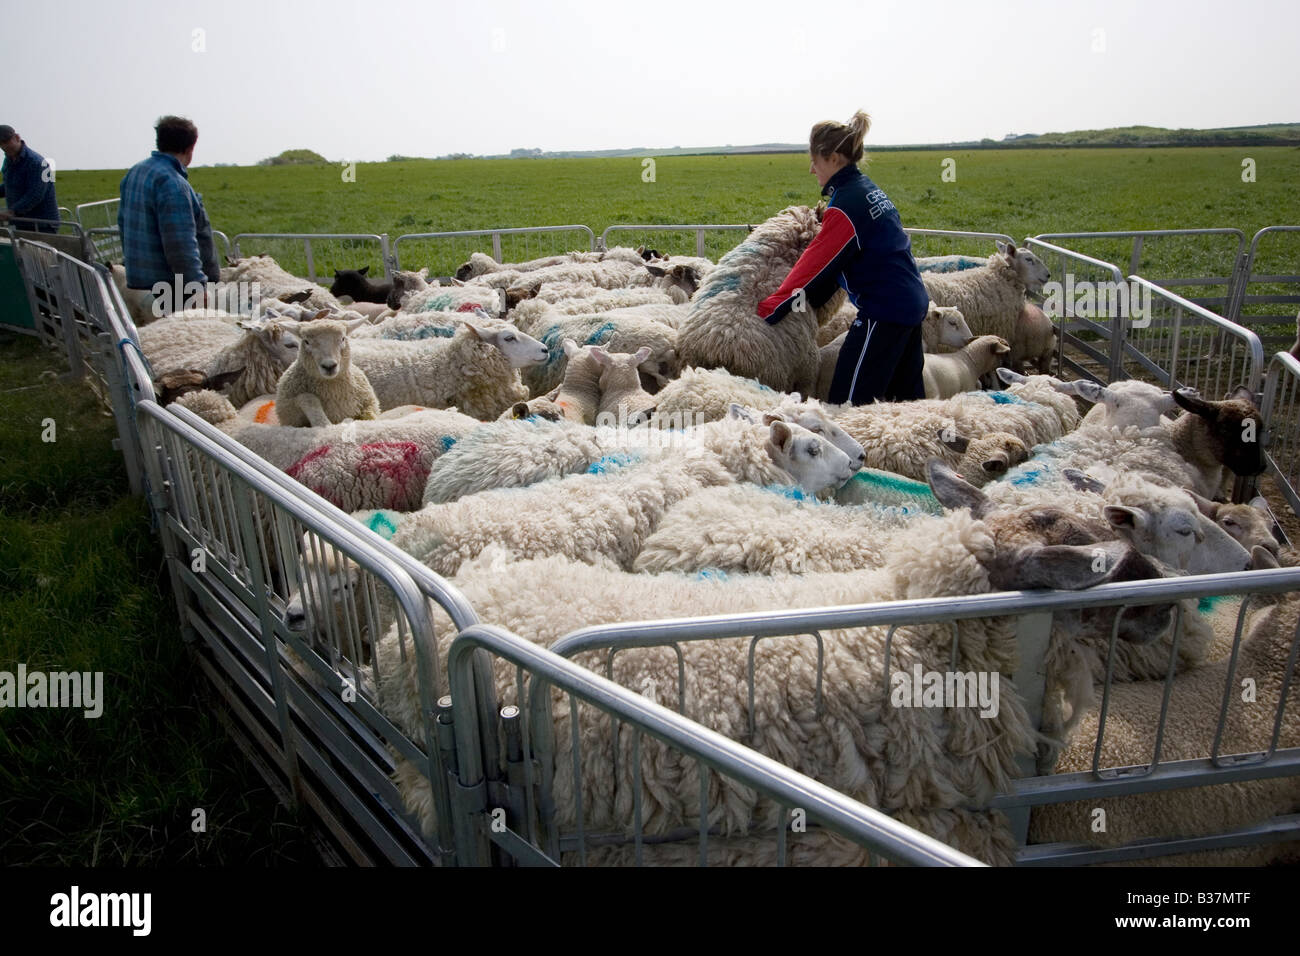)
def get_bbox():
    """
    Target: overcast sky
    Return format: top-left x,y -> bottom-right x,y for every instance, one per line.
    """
7,0 -> 1298,169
